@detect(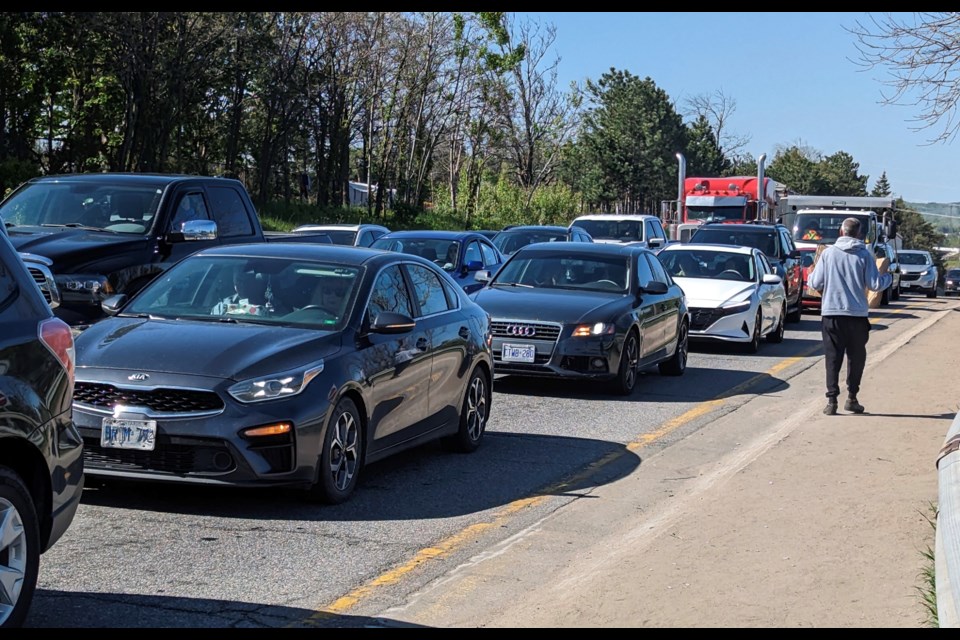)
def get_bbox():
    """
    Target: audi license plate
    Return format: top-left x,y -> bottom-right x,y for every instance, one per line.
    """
101,417 -> 157,451
502,343 -> 535,363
